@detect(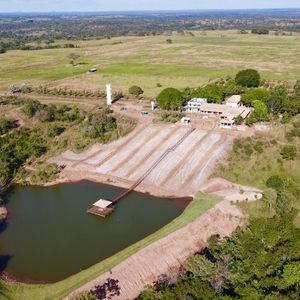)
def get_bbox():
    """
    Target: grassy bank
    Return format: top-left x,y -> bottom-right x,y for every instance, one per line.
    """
1,193 -> 220,300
